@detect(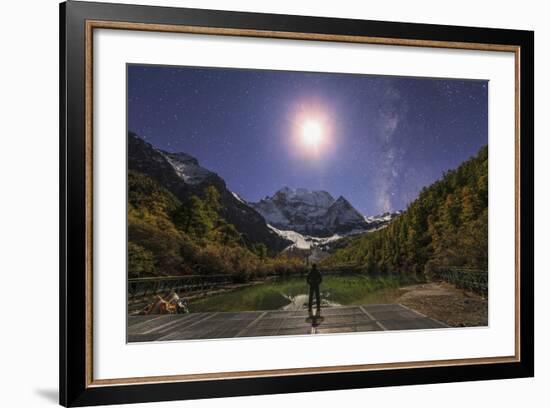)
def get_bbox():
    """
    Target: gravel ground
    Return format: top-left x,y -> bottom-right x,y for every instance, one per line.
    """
396,281 -> 488,327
